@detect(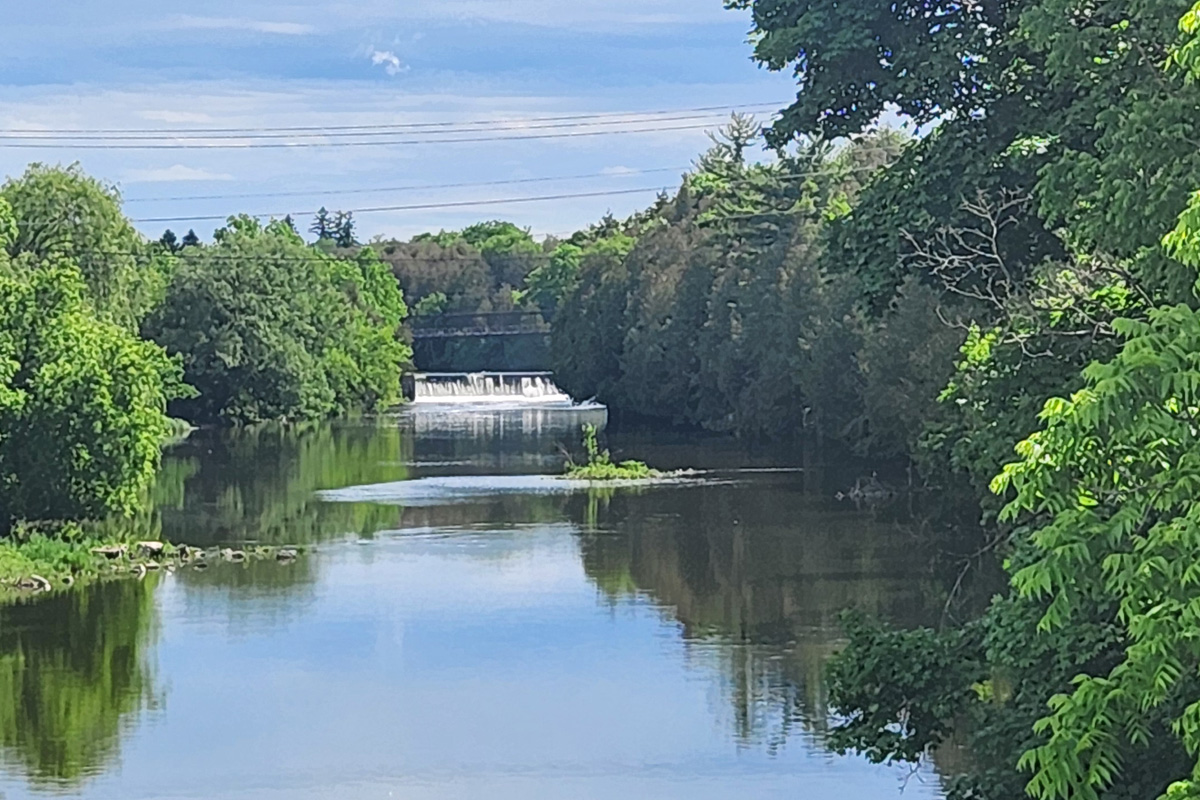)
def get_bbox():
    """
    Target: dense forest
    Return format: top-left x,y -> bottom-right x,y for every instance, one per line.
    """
7,0 -> 1200,795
